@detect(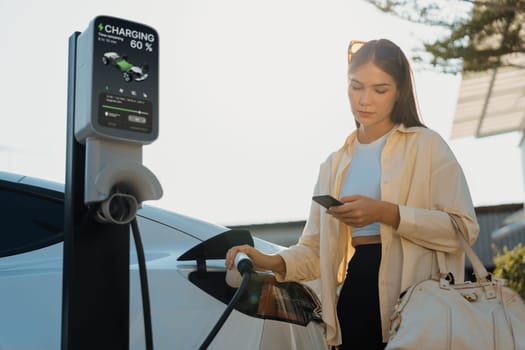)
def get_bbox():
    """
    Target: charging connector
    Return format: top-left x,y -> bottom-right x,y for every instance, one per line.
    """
199,252 -> 254,349
234,252 -> 254,275
226,252 -> 254,288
